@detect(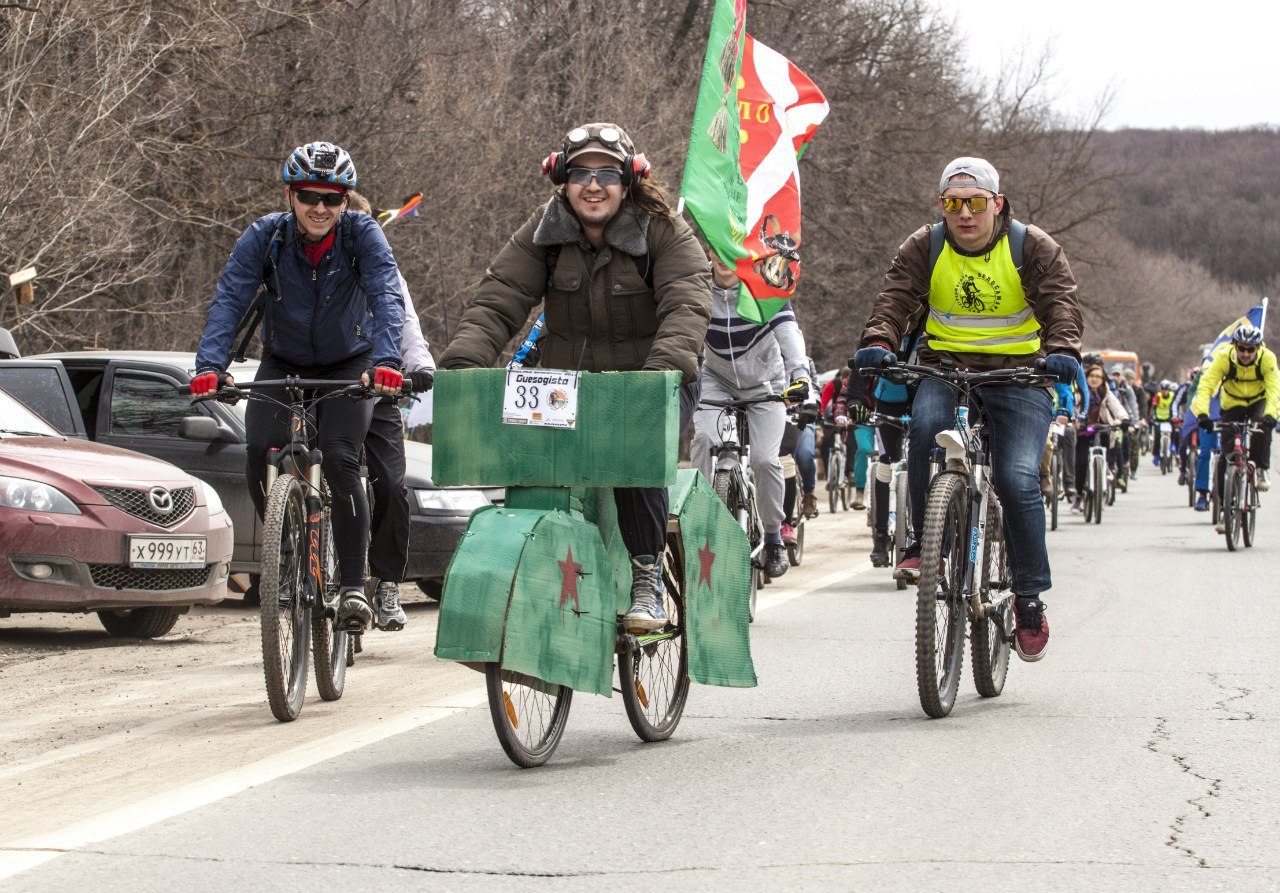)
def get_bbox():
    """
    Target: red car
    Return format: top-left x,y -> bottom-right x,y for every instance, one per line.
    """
0,387 -> 233,637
